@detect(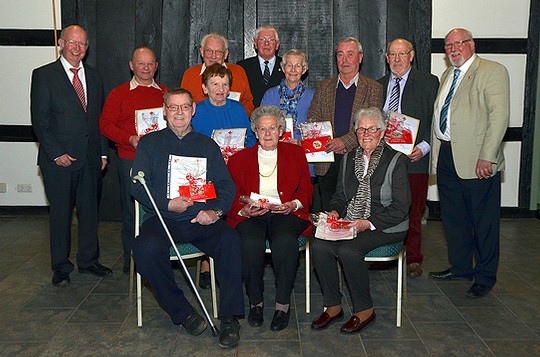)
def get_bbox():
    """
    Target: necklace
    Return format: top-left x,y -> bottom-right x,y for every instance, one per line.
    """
259,162 -> 277,177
